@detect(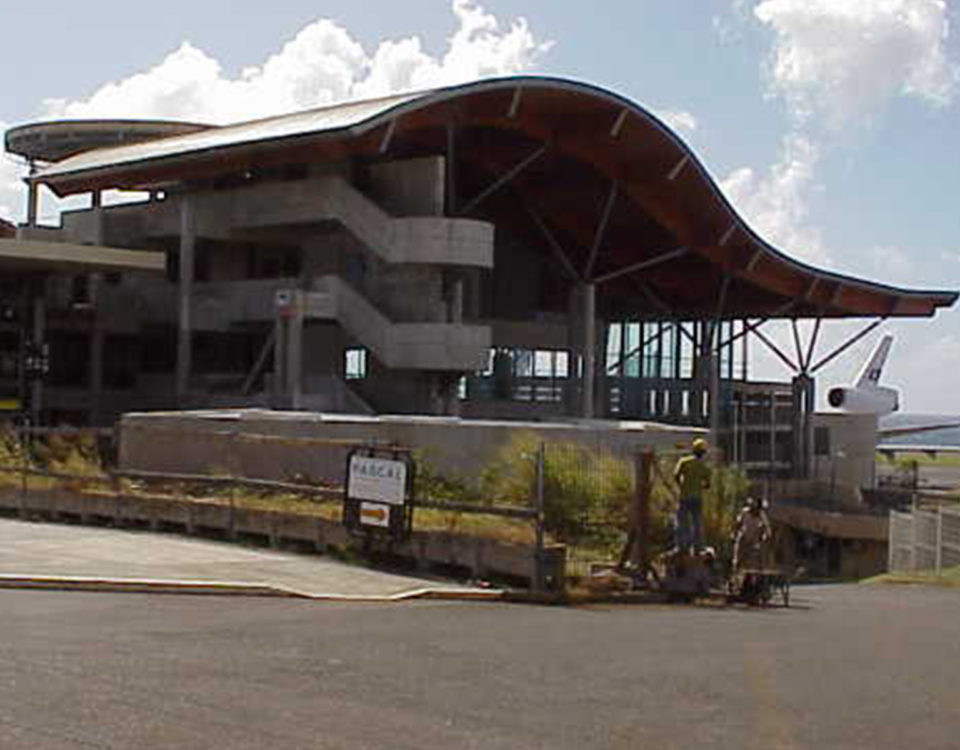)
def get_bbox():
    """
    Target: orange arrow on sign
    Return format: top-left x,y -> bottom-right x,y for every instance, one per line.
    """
361,507 -> 387,522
